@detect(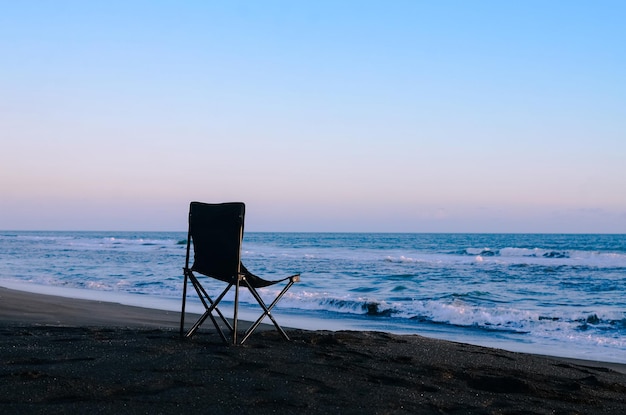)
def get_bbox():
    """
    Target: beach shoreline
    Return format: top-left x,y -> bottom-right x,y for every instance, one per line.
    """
2,286 -> 626,414
2,286 -> 625,372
